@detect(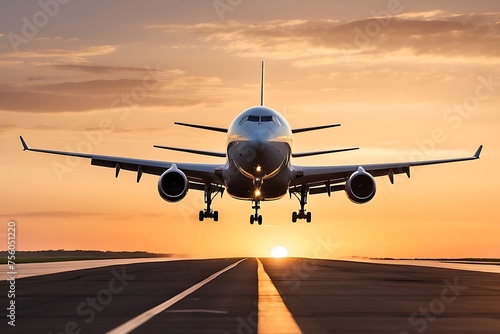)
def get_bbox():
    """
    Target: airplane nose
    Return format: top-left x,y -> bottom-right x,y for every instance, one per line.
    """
251,129 -> 272,145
